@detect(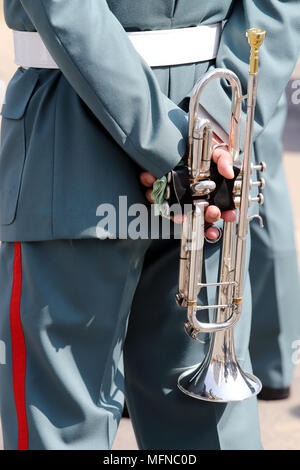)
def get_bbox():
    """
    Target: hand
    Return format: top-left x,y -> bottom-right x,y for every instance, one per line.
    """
140,133 -> 236,241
